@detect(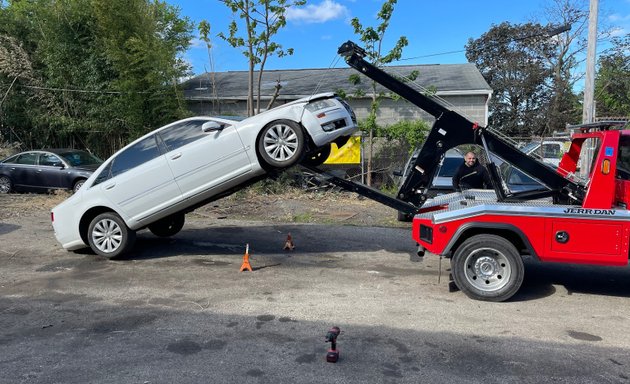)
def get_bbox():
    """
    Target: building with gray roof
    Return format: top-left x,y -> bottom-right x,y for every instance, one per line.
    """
181,64 -> 492,126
